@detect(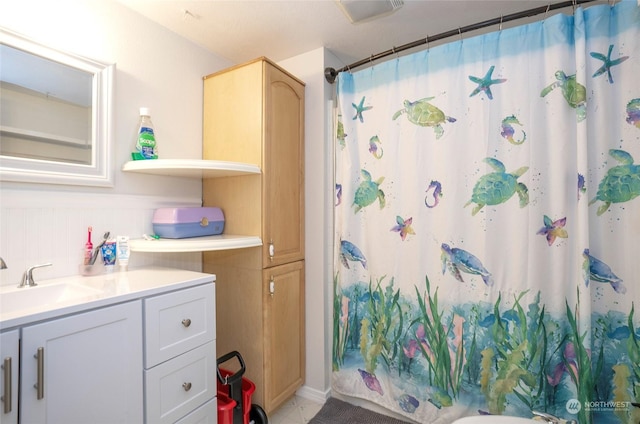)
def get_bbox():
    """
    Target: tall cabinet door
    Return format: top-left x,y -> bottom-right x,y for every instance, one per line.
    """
20,301 -> 143,424
263,260 -> 305,411
0,330 -> 19,424
262,63 -> 305,268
